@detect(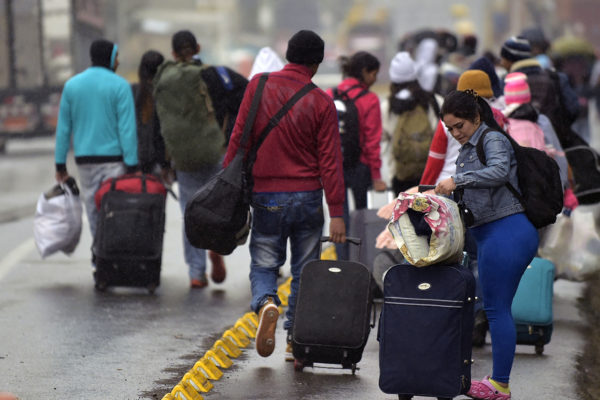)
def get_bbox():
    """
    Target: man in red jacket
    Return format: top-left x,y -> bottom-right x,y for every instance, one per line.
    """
223,30 -> 346,360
